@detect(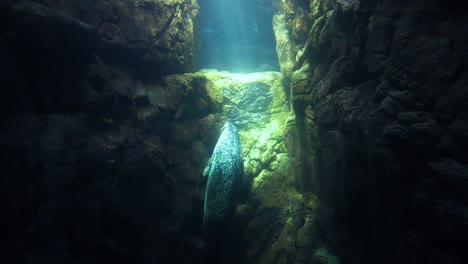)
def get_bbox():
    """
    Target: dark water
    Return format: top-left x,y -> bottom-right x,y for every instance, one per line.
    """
198,0 -> 279,72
